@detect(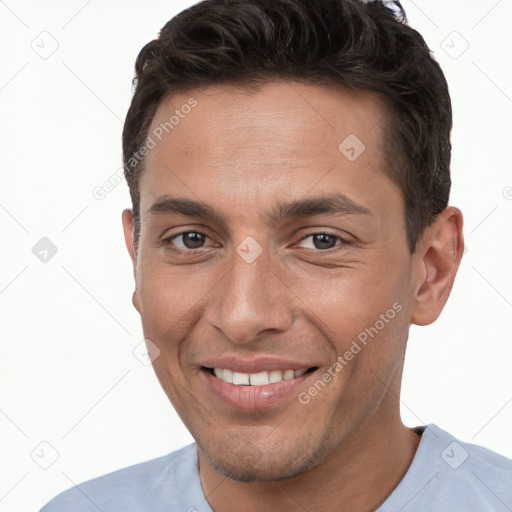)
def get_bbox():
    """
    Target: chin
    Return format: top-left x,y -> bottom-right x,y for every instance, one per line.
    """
196,434 -> 324,482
